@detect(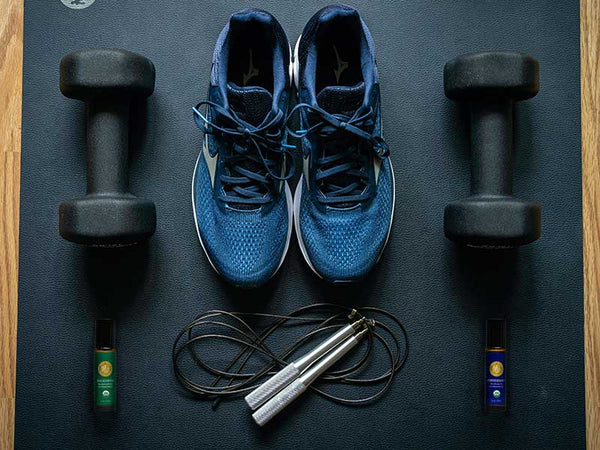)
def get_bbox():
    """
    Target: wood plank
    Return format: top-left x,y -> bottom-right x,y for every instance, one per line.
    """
0,0 -> 22,448
582,0 -> 600,447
